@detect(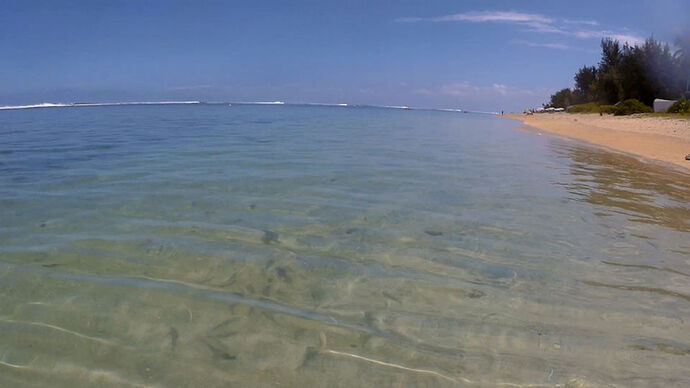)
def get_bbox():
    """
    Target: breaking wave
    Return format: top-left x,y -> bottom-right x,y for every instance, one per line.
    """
0,103 -> 73,110
0,101 -> 201,110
